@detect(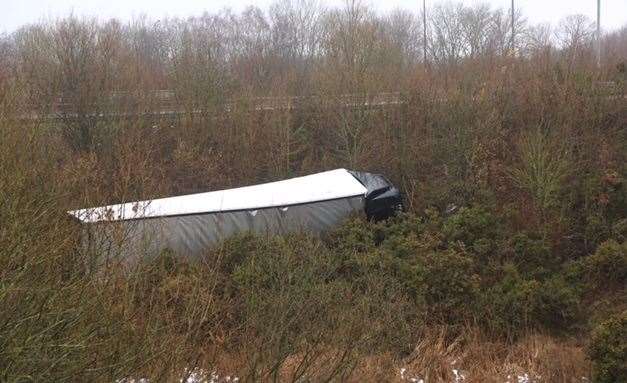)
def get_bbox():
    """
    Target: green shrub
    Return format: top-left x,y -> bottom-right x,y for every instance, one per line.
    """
535,274 -> 581,330
509,128 -> 572,213
331,216 -> 427,290
230,235 -> 348,378
585,212 -> 612,249
327,218 -> 389,280
215,233 -> 265,274
481,265 -> 580,338
336,245 -> 403,286
612,218 -> 627,242
482,264 -> 542,338
412,248 -> 479,324
509,233 -> 555,278
588,311 -> 627,383
232,235 -> 335,294
231,234 -> 416,359
372,212 -> 426,242
443,207 -> 499,244
442,207 -> 501,263
376,211 -> 445,255
583,240 -> 627,289
379,231 -> 423,259
327,217 -> 376,254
